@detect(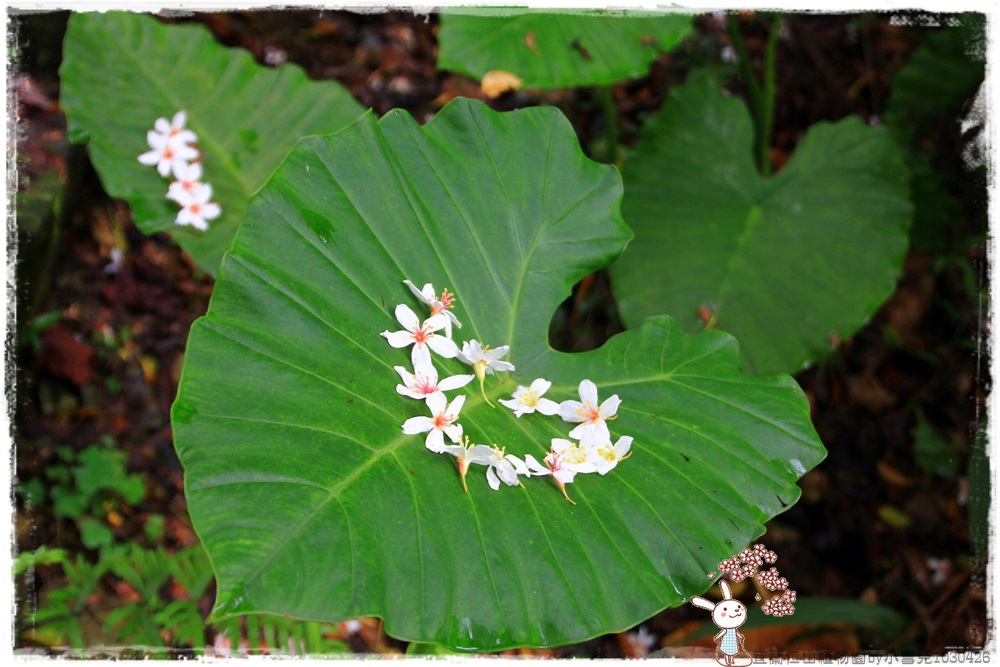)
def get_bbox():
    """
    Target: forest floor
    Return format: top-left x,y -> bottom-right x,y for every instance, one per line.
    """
10,9 -> 990,658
